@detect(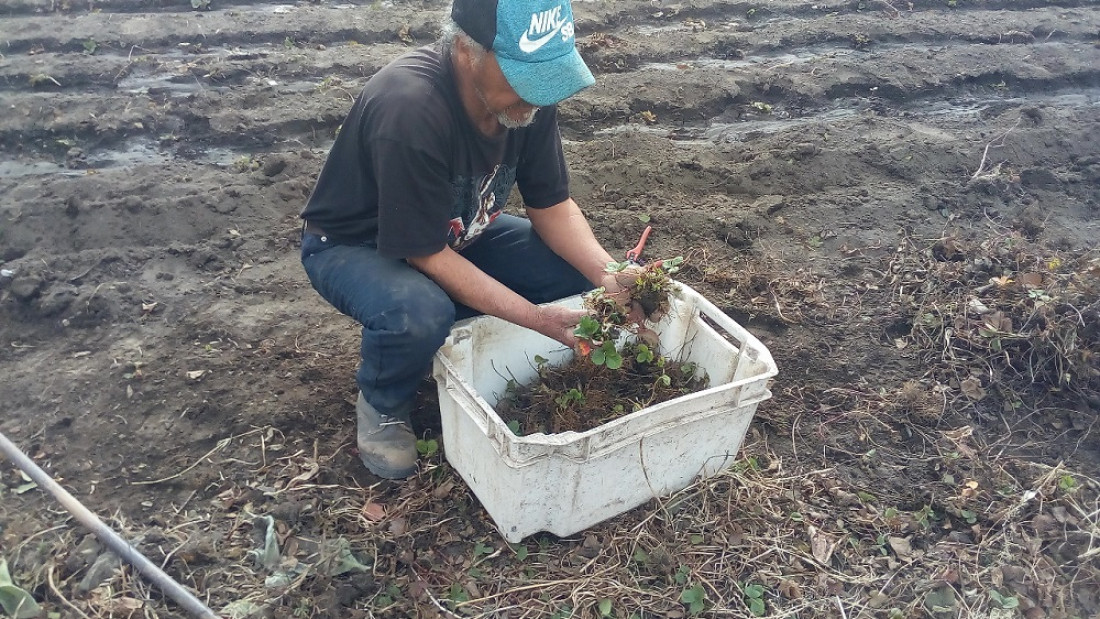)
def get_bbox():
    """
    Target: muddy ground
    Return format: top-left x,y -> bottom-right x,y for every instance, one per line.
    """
1,0 -> 1098,617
